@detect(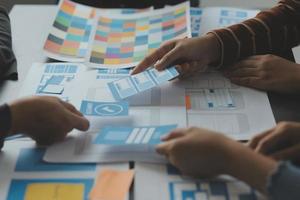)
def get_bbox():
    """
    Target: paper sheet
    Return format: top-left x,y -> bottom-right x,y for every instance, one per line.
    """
181,72 -> 275,140
135,163 -> 265,200
107,67 -> 179,100
0,141 -> 129,200
44,0 -> 191,68
190,7 -> 259,37
292,45 -> 300,63
89,169 -> 134,200
18,63 -> 86,101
